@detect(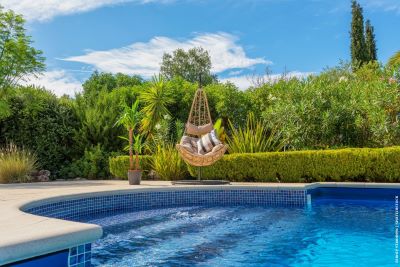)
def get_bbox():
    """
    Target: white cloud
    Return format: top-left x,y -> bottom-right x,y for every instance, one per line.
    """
363,0 -> 400,13
21,70 -> 83,97
221,71 -> 314,90
3,0 -> 399,21
228,70 -> 244,76
1,0 -> 172,21
63,32 -> 269,78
